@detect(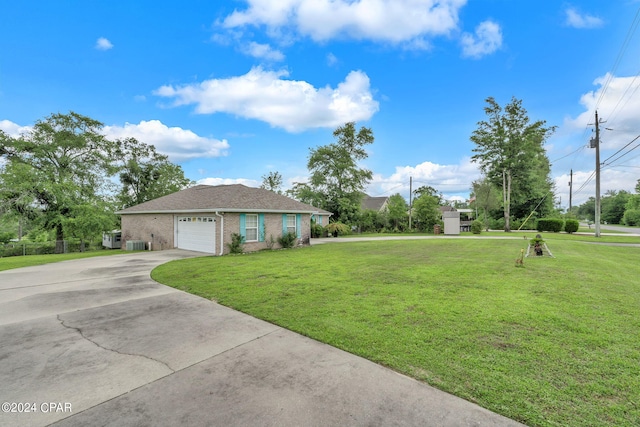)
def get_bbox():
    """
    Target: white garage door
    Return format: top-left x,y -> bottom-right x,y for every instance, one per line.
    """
176,216 -> 216,253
